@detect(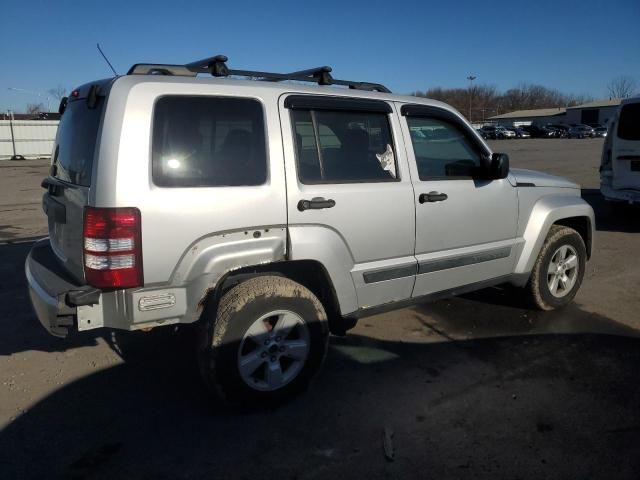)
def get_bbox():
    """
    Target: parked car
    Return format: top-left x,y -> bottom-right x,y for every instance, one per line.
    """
514,127 -> 531,138
480,125 -> 501,139
594,126 -> 608,137
497,126 -> 516,139
546,126 -> 560,137
521,125 -> 555,138
600,96 -> 640,204
26,54 -> 595,405
504,127 -> 522,138
547,124 -> 570,138
568,125 -> 595,138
